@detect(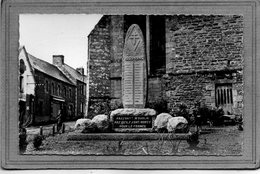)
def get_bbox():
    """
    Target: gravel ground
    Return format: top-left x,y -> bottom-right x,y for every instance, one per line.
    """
23,125 -> 243,156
